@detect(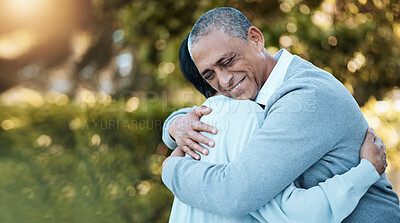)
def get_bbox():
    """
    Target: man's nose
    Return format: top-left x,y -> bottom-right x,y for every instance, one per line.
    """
216,69 -> 234,89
